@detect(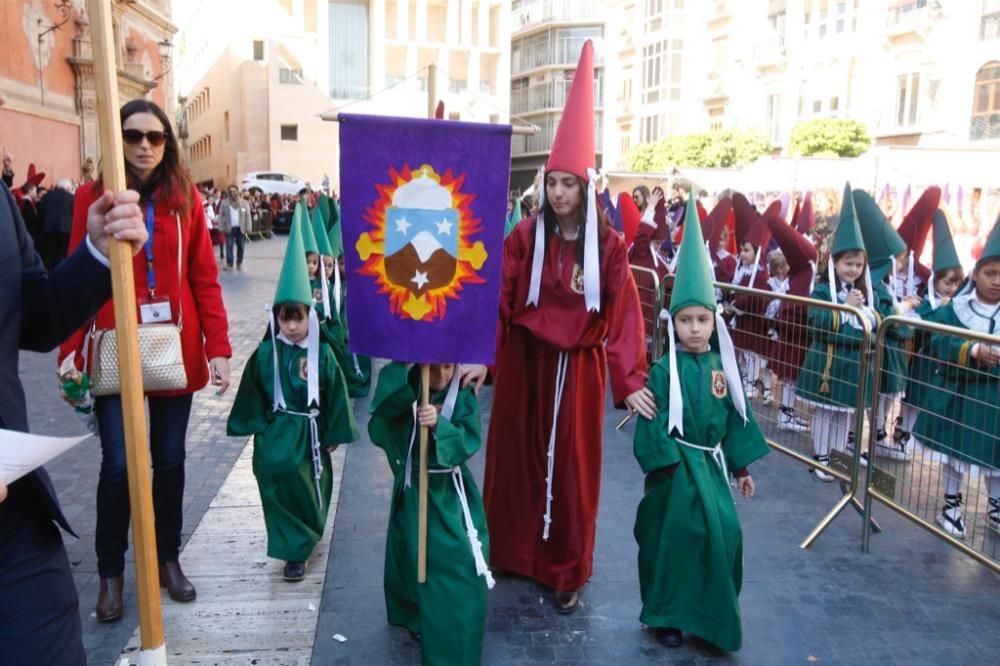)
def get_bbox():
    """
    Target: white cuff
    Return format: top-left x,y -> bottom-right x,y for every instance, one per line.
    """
85,235 -> 111,269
